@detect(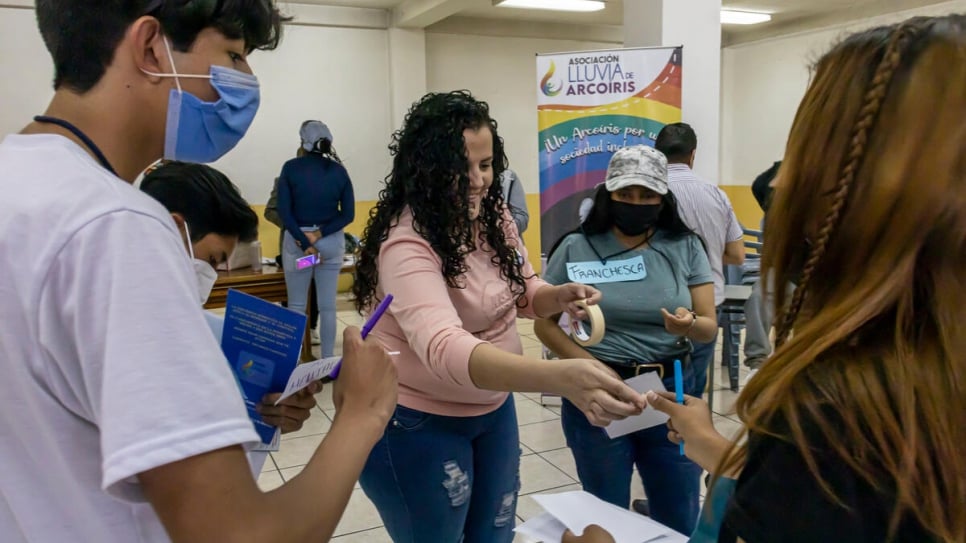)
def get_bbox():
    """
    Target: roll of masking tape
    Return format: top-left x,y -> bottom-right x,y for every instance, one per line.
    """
570,299 -> 605,347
